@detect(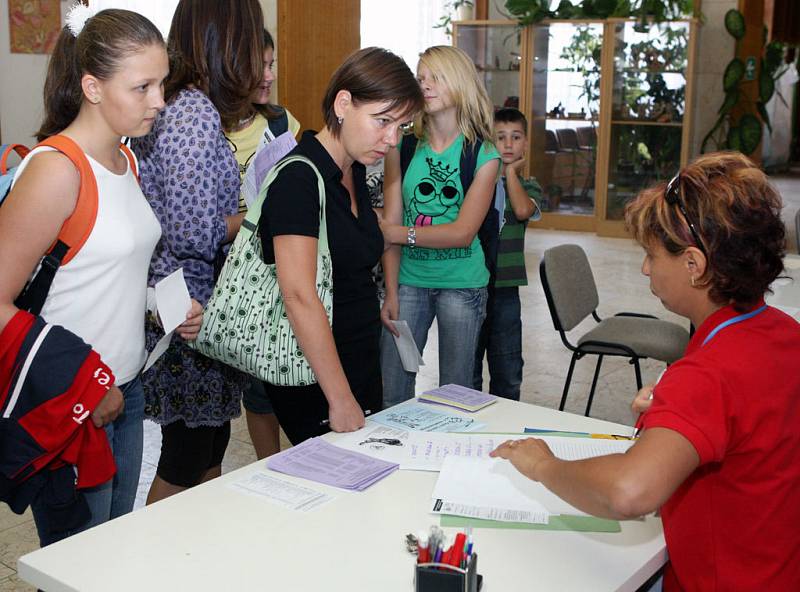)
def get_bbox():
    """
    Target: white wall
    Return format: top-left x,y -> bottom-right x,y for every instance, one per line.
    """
0,0 -> 70,146
0,0 -> 277,147
689,0 -> 738,157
